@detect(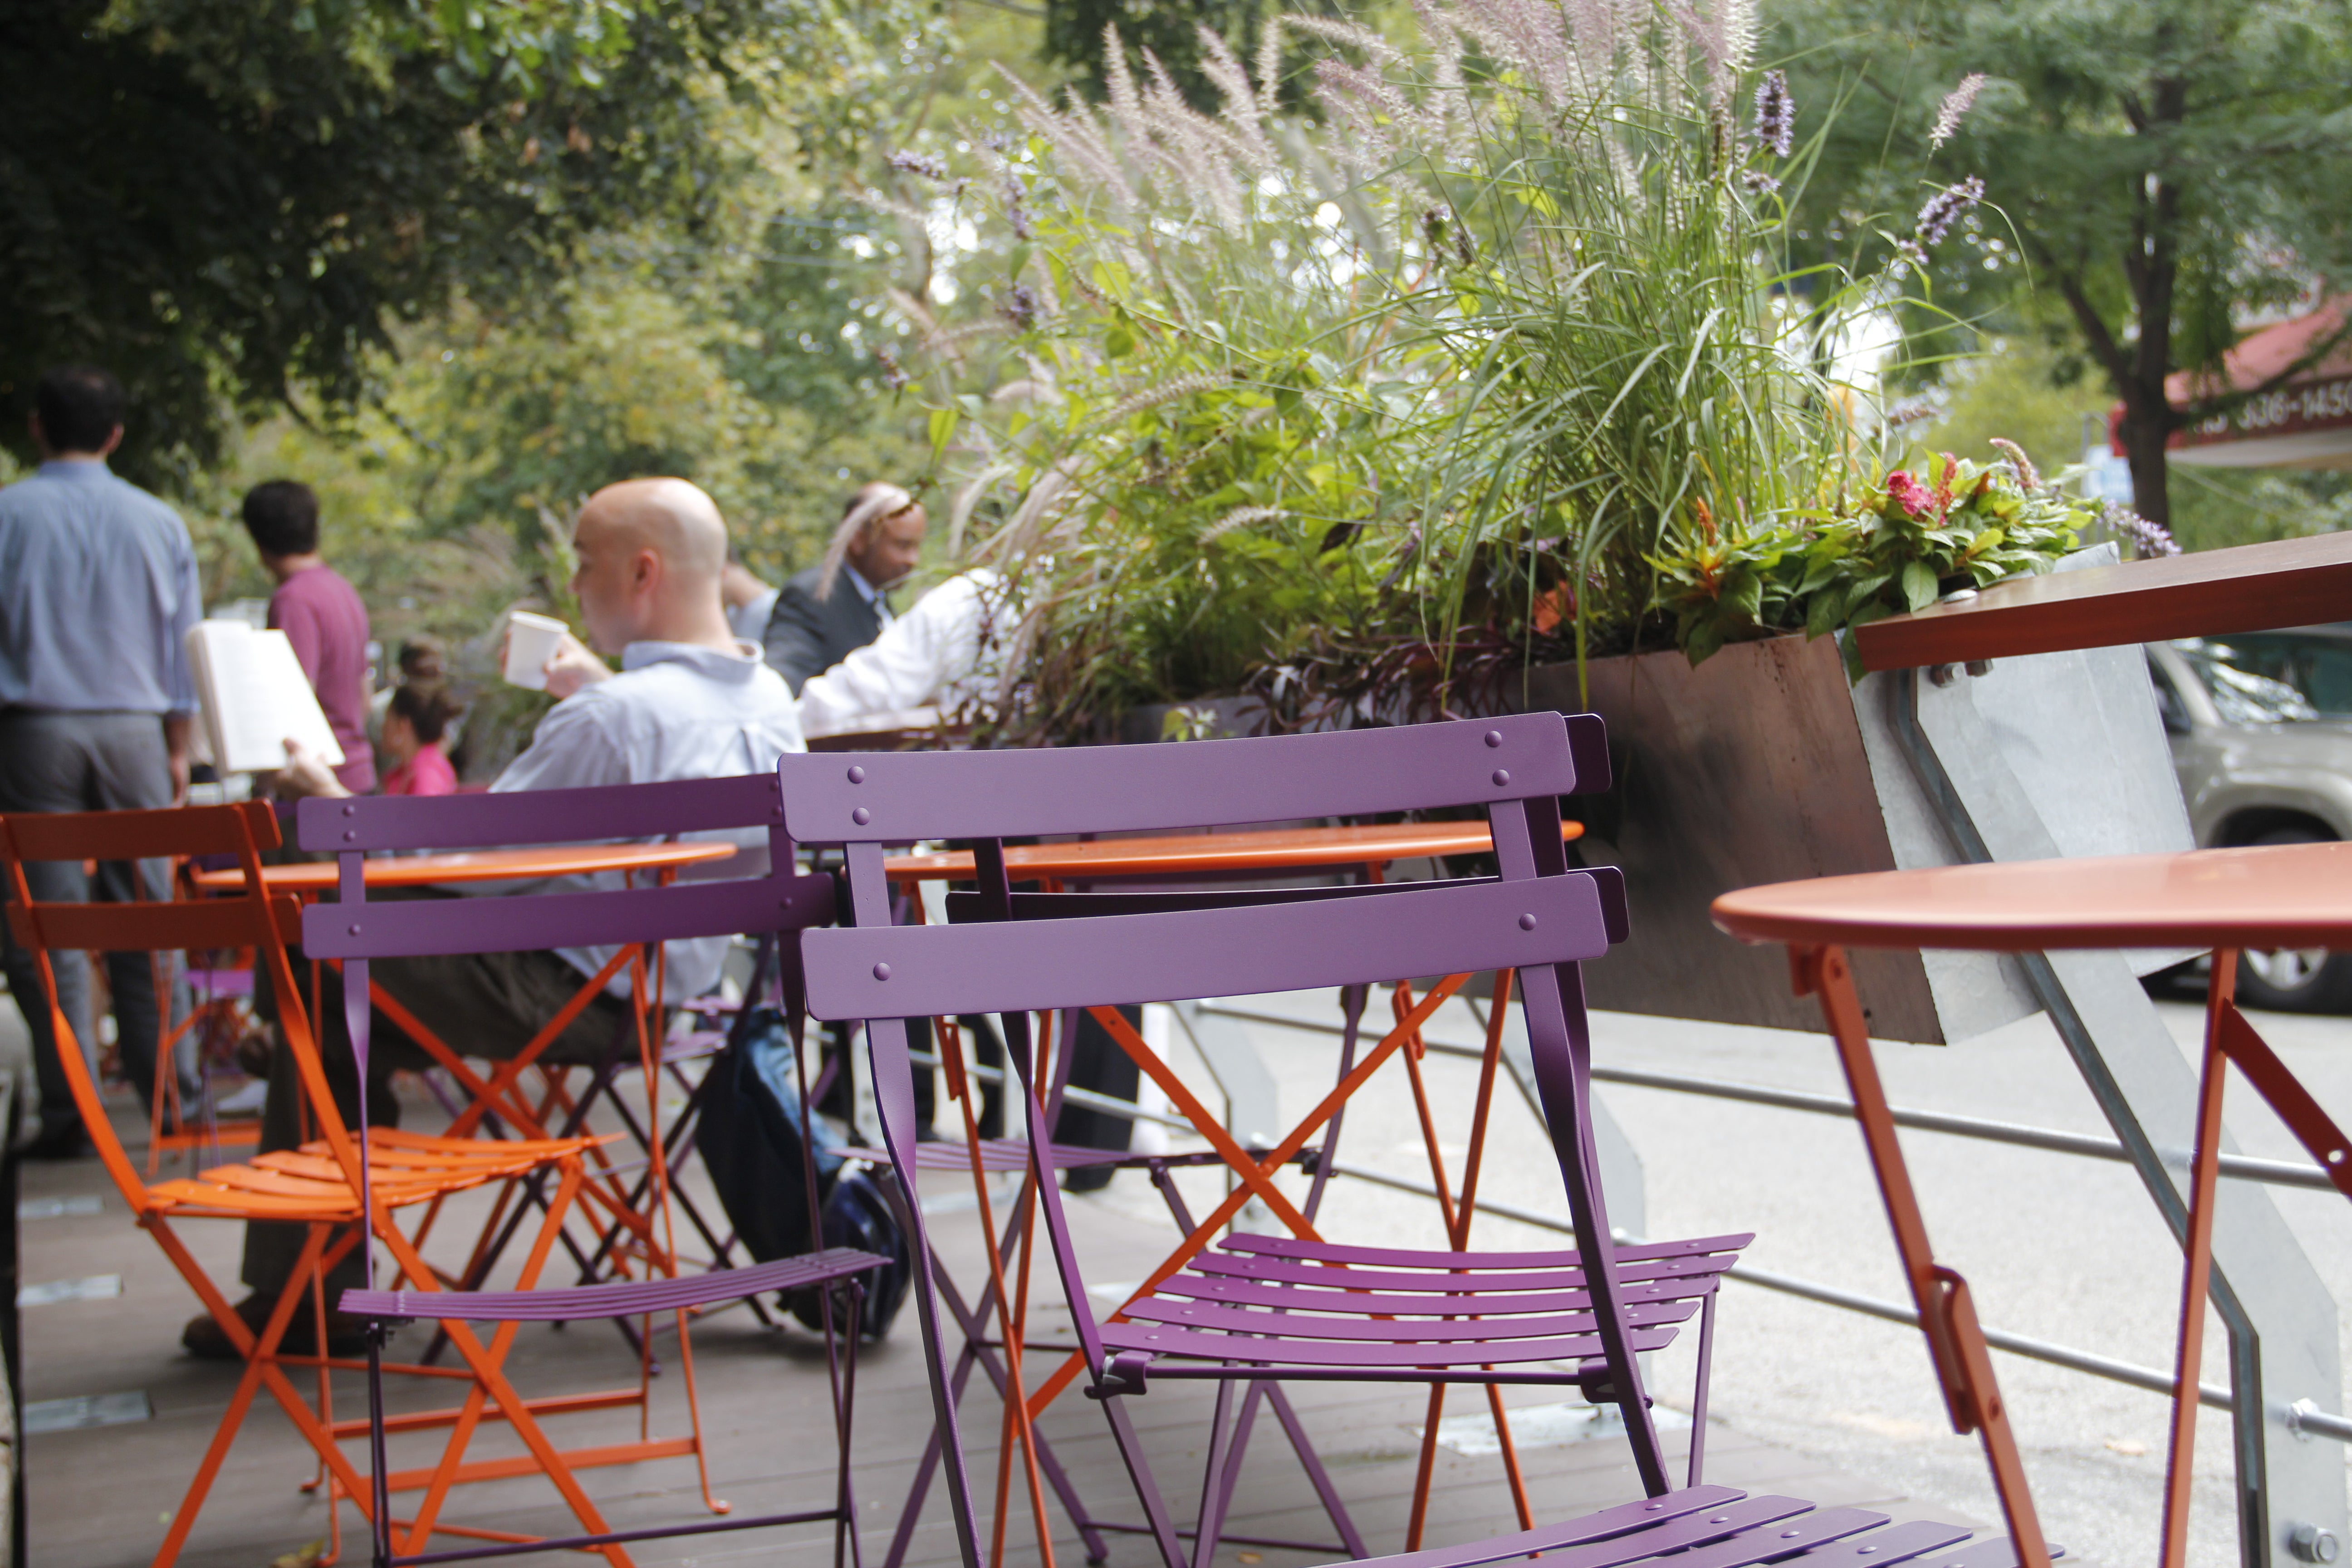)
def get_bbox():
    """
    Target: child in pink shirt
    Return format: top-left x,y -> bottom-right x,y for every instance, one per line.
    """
377,684 -> 459,796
